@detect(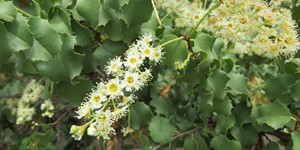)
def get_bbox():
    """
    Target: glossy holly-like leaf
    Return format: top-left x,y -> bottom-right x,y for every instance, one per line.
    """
118,0 -> 152,26
227,73 -> 250,95
5,13 -> 33,52
250,101 -> 291,130
150,96 -> 174,117
71,19 -> 94,46
291,80 -> 300,101
0,1 -> 17,22
149,116 -> 176,143
75,0 -> 111,28
49,8 -> 71,34
0,22 -> 12,66
213,98 -> 233,116
93,40 -> 127,69
215,115 -> 235,134
231,124 -> 258,146
210,135 -> 242,150
27,17 -> 62,61
103,0 -> 130,10
159,35 -> 188,69
264,74 -> 296,100
56,80 -> 93,106
291,130 -> 300,150
36,35 -> 84,81
184,135 -> 209,150
130,102 -> 153,129
208,70 -> 230,100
